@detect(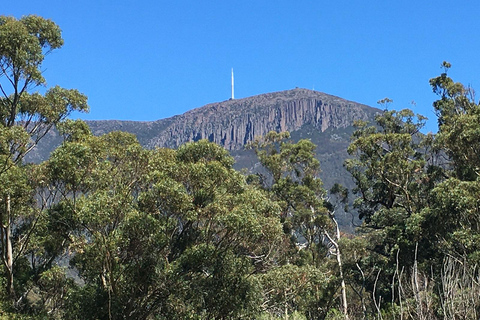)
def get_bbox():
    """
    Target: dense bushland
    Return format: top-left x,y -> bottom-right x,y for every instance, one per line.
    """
2,15 -> 480,319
